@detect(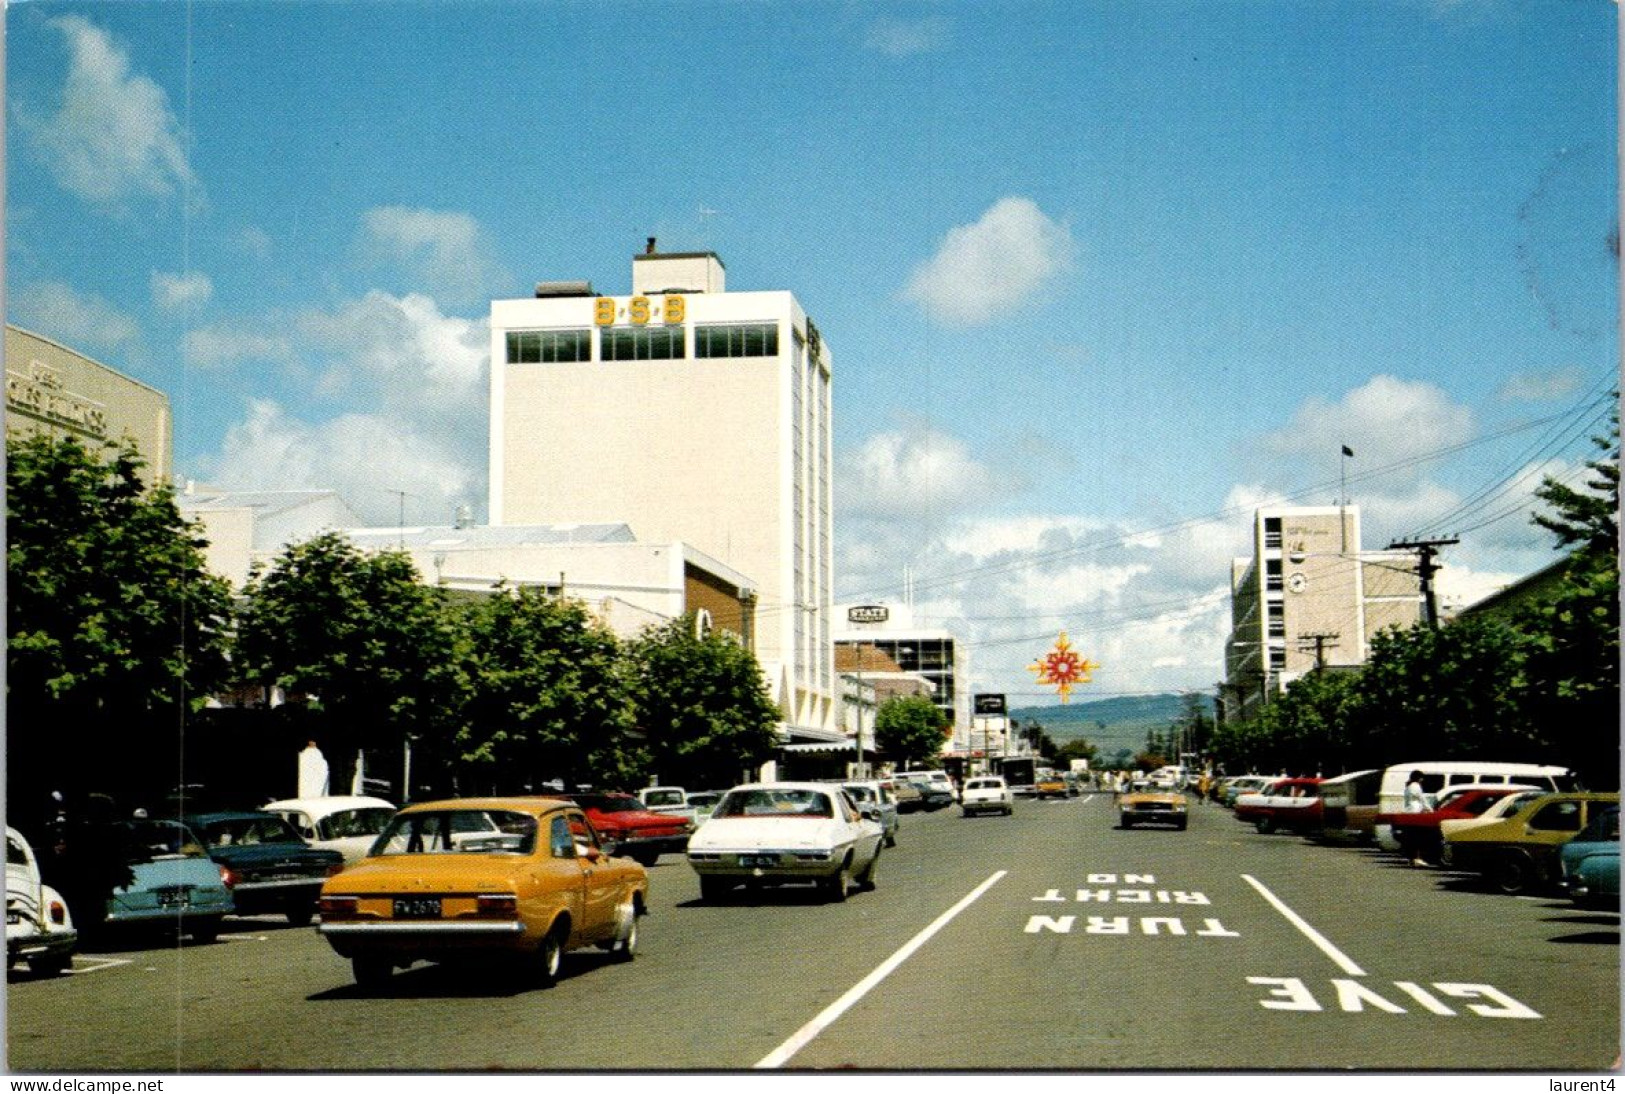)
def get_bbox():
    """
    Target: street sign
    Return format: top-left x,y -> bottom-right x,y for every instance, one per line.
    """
974,693 -> 1007,715
847,605 -> 890,624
